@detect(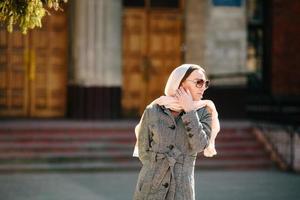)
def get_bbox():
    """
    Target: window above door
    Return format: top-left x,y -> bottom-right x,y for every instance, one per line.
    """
123,0 -> 181,9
